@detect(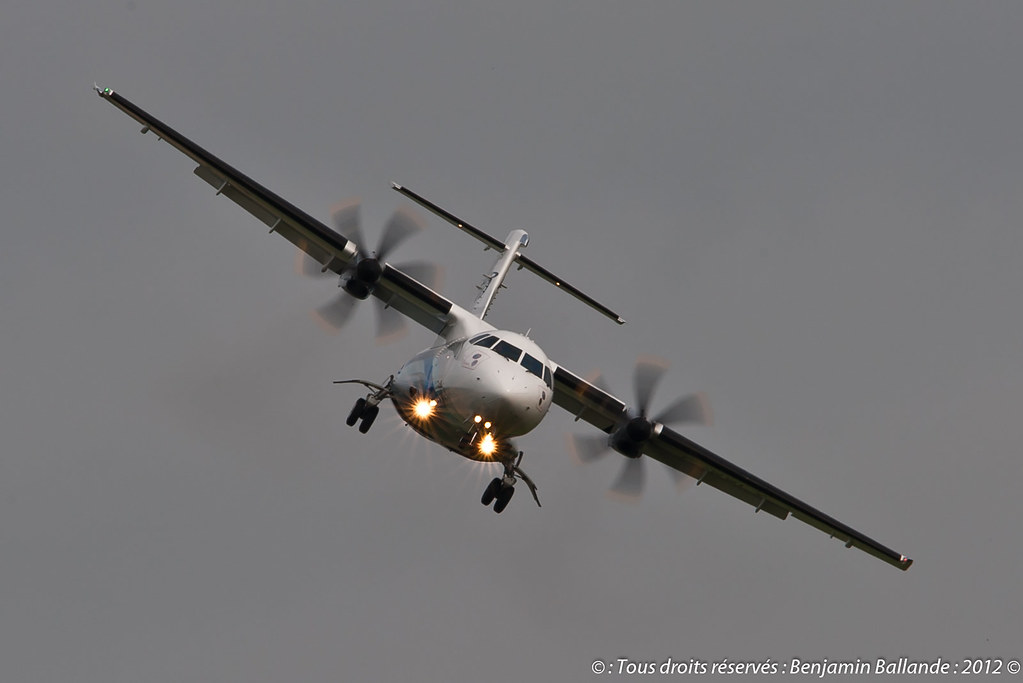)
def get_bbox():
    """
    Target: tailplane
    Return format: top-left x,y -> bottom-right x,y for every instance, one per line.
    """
392,184 -> 625,324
